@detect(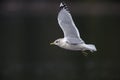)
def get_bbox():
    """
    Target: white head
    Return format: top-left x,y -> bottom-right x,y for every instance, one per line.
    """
50,38 -> 63,46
